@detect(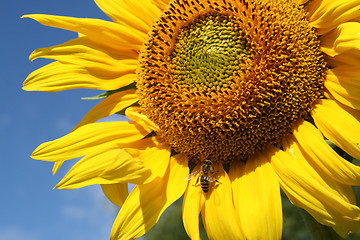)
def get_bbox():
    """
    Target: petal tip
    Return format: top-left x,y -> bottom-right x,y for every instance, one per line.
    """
21,14 -> 39,20
22,84 -> 32,91
20,14 -> 30,19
